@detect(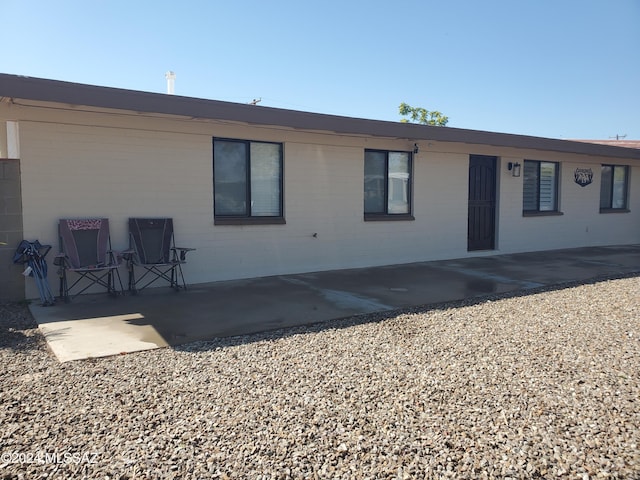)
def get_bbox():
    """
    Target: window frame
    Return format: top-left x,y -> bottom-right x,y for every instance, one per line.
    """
599,164 -> 629,213
213,137 -> 285,225
364,148 -> 414,221
522,159 -> 562,216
